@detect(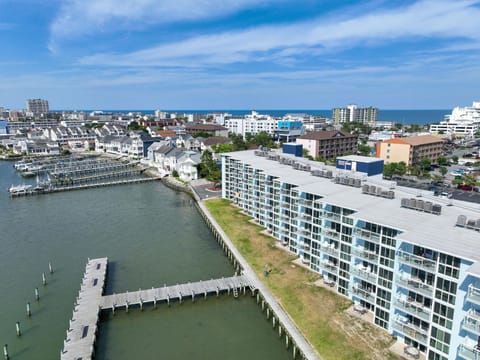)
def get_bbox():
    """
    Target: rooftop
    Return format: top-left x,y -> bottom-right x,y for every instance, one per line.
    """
298,130 -> 357,141
223,150 -> 480,273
